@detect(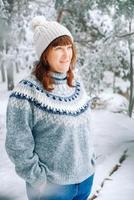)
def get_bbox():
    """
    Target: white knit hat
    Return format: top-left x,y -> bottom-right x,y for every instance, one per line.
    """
31,16 -> 73,59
